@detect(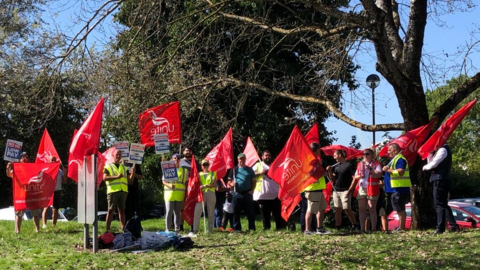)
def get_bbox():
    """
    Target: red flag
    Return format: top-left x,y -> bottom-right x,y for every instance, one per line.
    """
35,128 -> 61,163
305,123 -> 320,145
243,137 -> 260,167
182,155 -> 203,226
268,126 -> 324,200
69,98 -> 104,165
321,145 -> 363,160
279,193 -> 302,222
379,119 -> 435,166
102,147 -> 117,164
205,127 -> 234,179
418,99 -> 477,159
68,130 -> 79,182
12,163 -> 59,211
322,181 -> 333,213
138,101 -> 182,146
